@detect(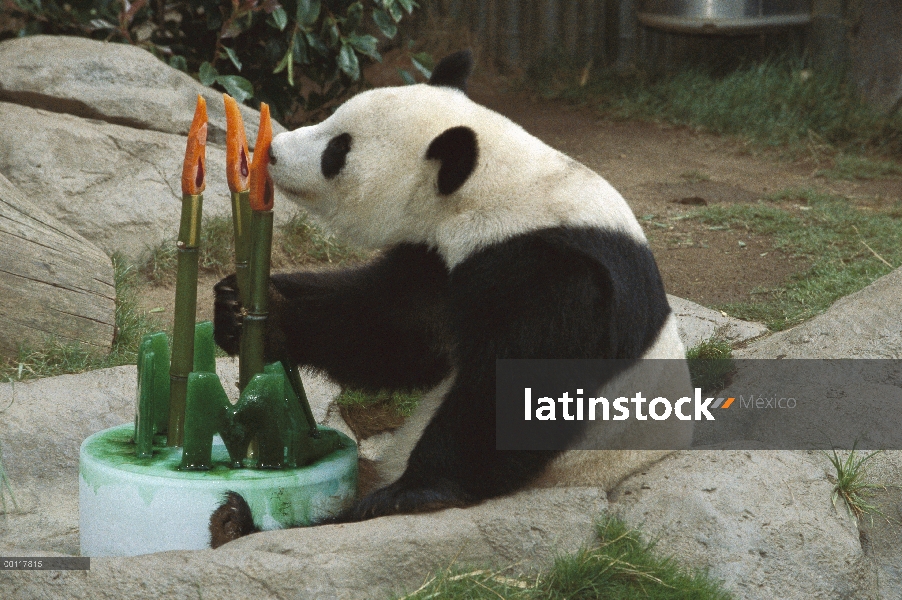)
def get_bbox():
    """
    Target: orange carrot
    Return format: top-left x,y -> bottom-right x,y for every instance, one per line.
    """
249,102 -> 274,211
224,94 -> 250,193
181,95 -> 208,195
